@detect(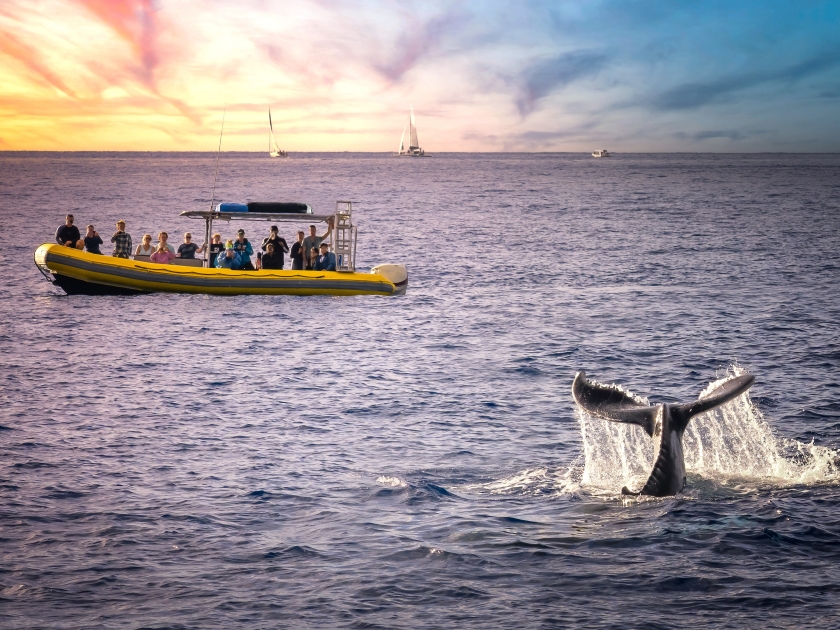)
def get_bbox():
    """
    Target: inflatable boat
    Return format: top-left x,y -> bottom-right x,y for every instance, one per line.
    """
35,201 -> 408,297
